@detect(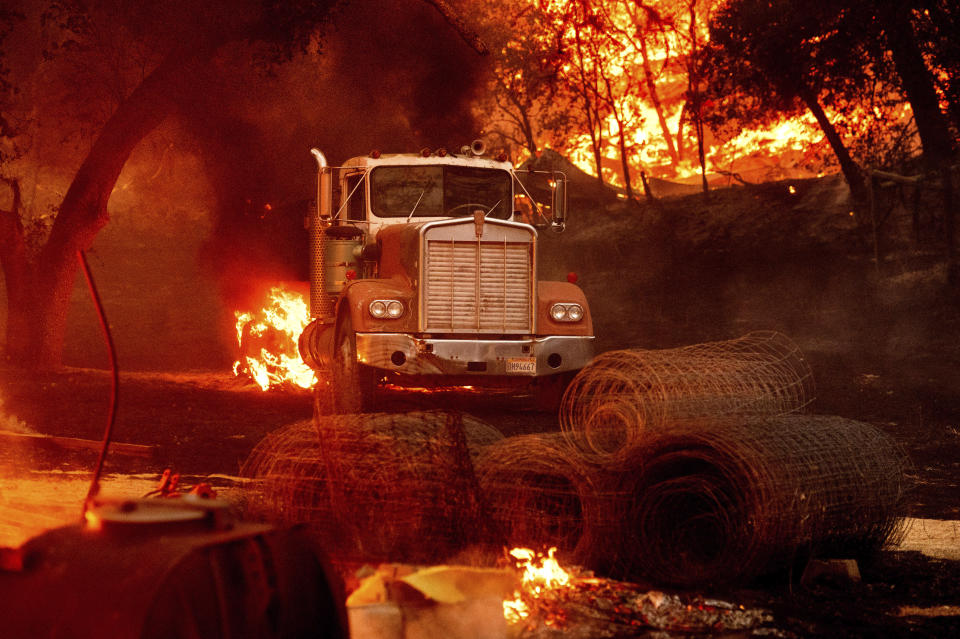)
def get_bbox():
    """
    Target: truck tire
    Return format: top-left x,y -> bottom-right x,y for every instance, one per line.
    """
332,313 -> 376,413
